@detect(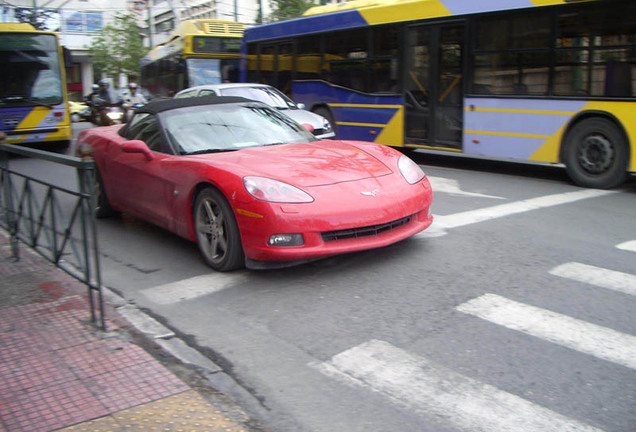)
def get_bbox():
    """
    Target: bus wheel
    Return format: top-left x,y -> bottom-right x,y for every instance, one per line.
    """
563,118 -> 628,189
314,107 -> 337,139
